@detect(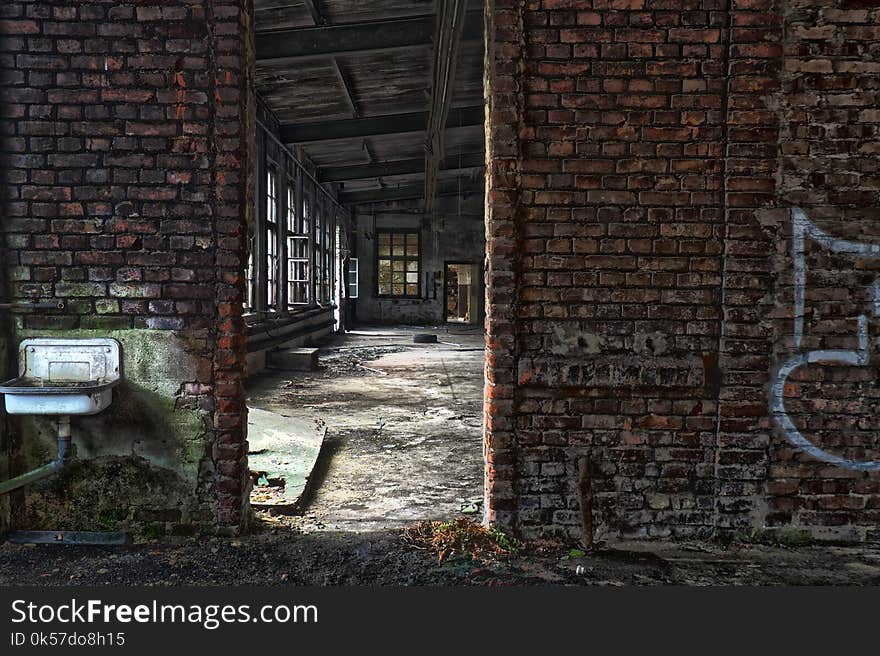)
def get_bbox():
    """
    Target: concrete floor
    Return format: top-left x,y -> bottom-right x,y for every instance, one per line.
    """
247,325 -> 485,531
